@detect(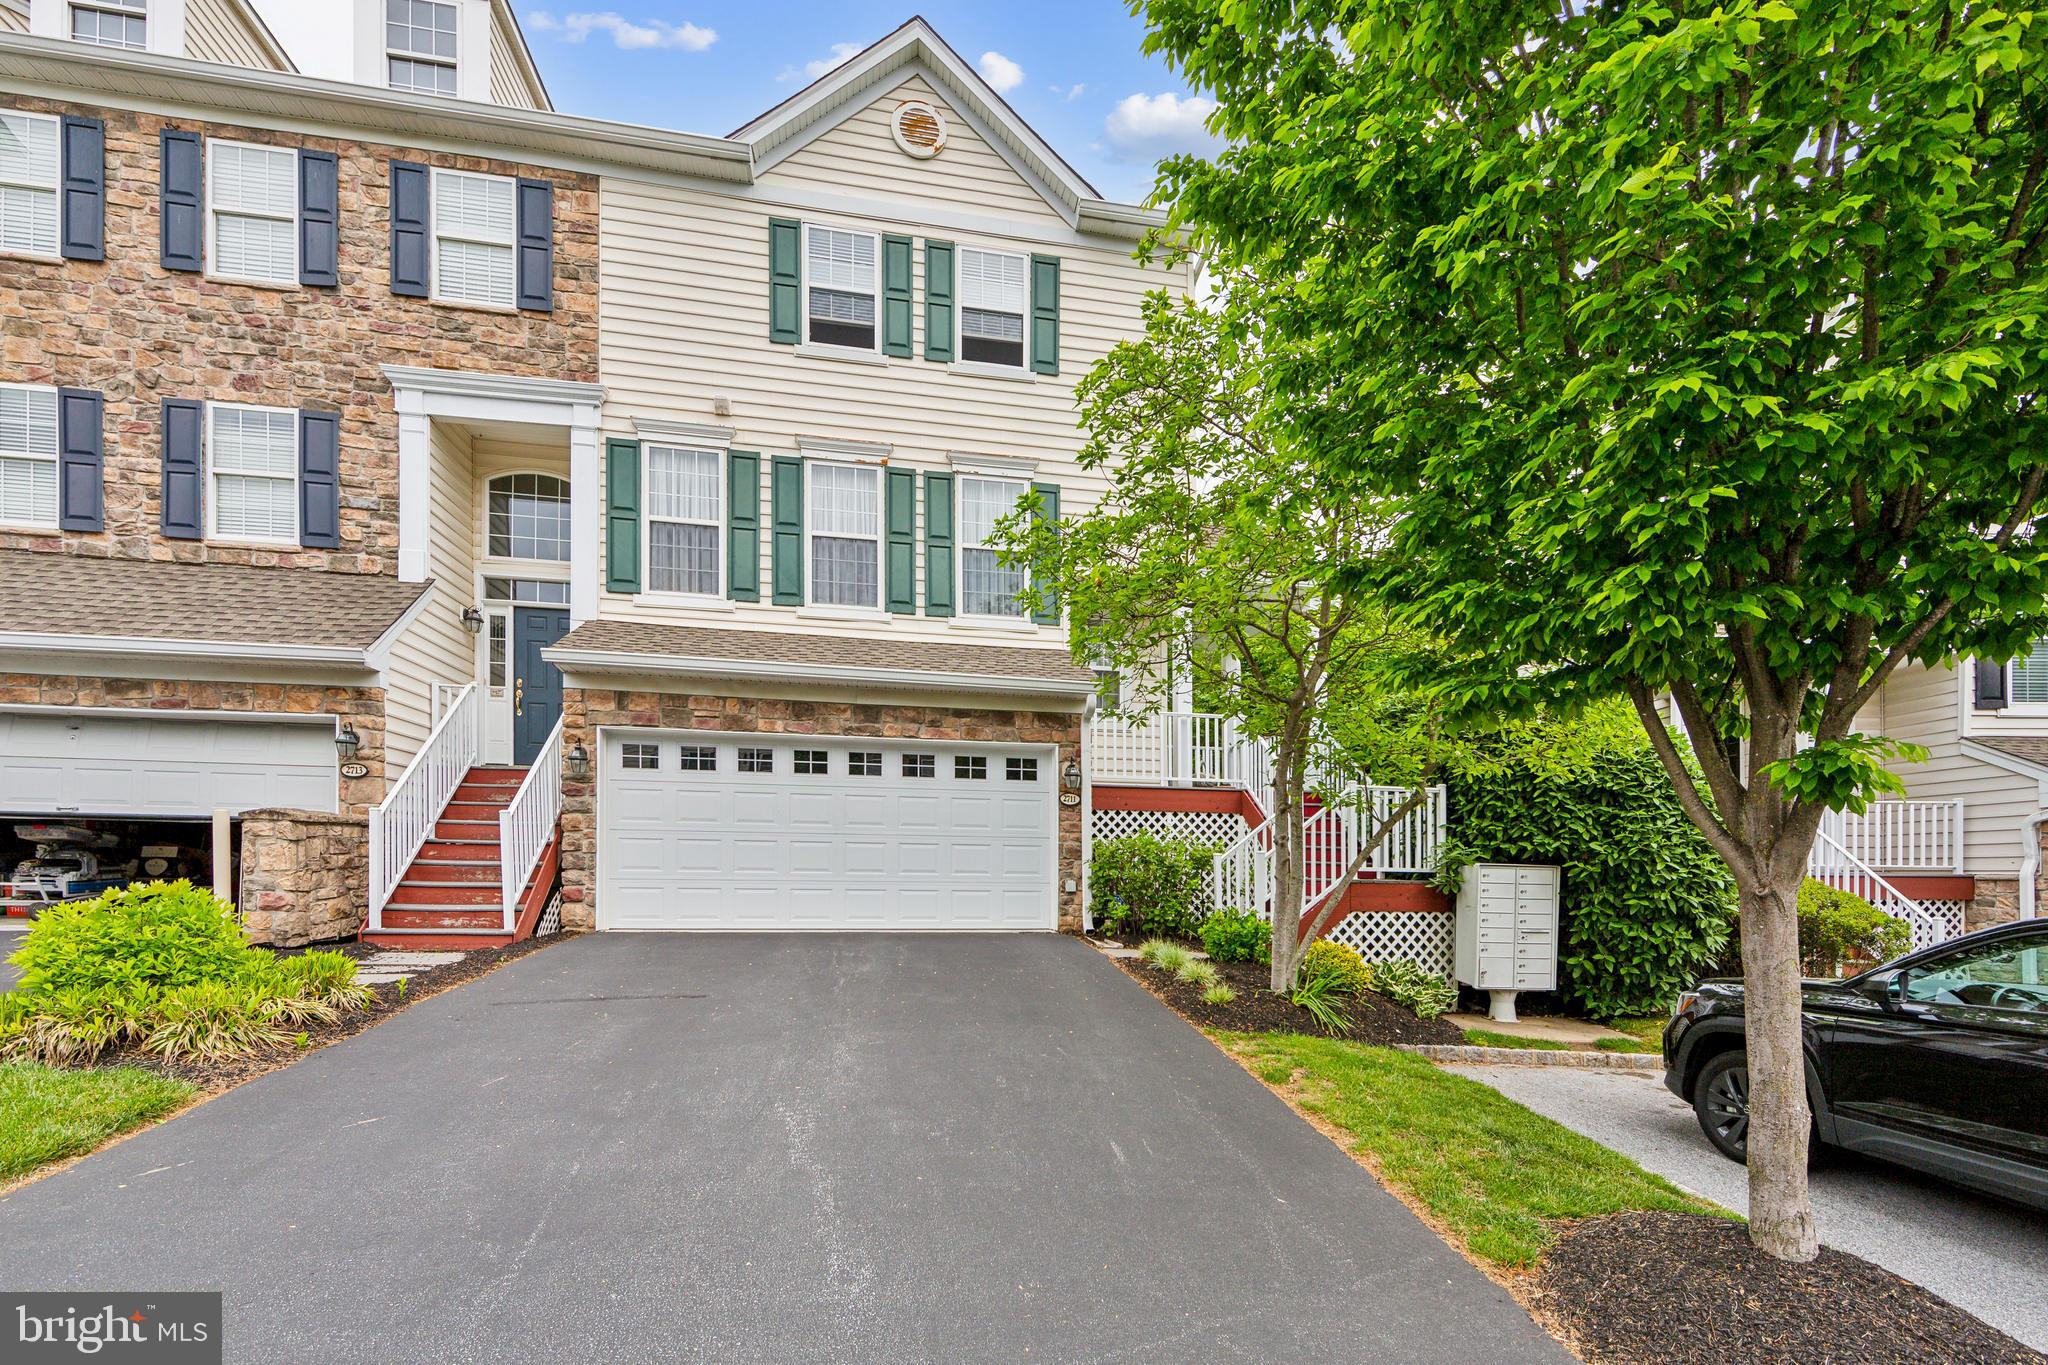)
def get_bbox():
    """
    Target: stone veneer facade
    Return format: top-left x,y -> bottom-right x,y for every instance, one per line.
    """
557,687 -> 1086,933
238,808 -> 369,946
0,95 -> 600,570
